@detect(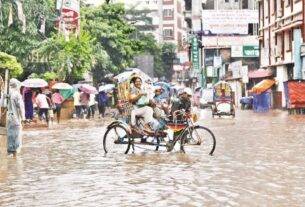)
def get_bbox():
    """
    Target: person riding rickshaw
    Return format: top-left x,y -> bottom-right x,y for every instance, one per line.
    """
103,69 -> 216,155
